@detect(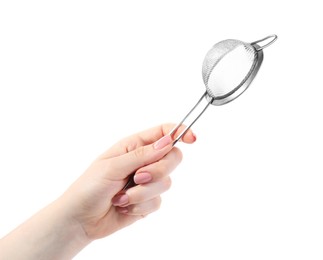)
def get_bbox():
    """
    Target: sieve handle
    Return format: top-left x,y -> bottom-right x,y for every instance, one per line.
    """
122,173 -> 136,190
169,91 -> 212,145
122,91 -> 212,190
